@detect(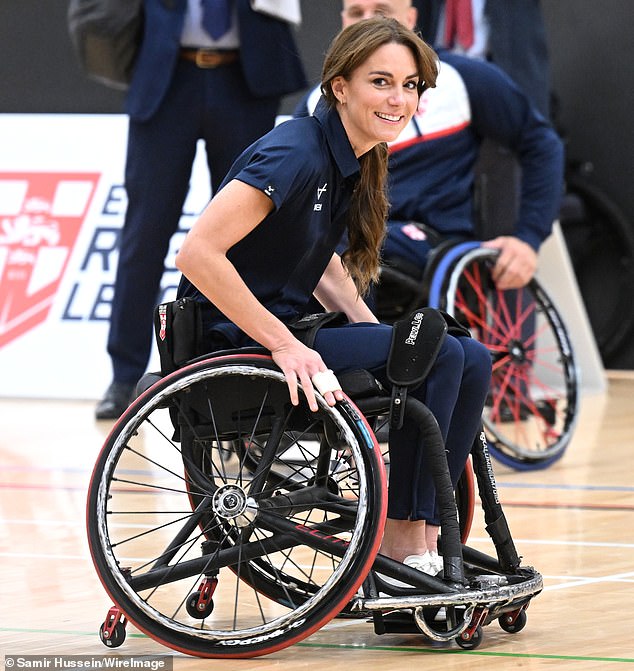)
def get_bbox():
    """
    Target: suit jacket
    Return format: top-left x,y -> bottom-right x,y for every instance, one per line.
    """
126,0 -> 307,122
